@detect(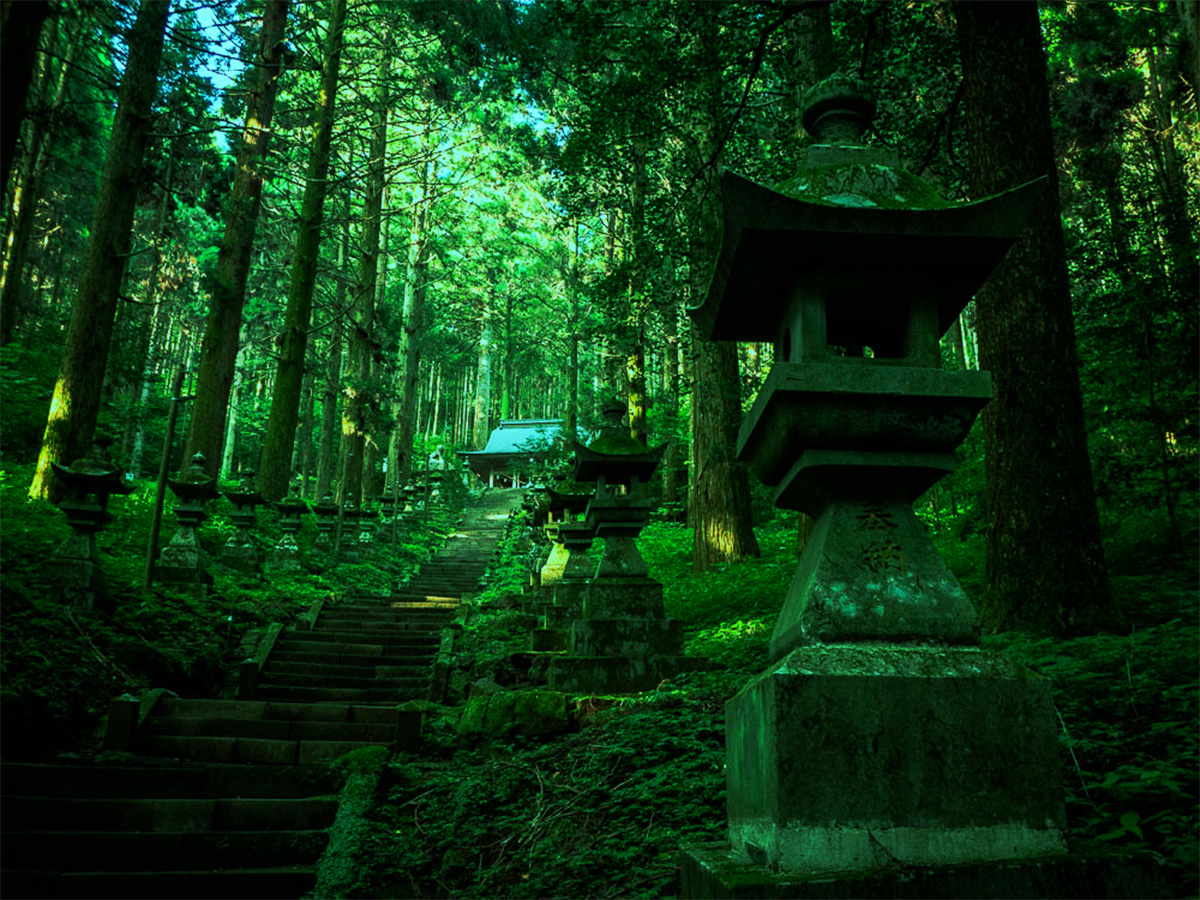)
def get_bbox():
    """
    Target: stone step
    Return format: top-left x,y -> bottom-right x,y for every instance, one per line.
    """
0,762 -> 337,800
286,631 -> 440,648
319,607 -> 457,620
270,649 -> 436,667
255,684 -> 427,705
1,829 -> 329,872
265,660 -> 427,679
140,716 -> 396,743
134,733 -> 390,764
157,698 -> 396,724
0,866 -> 317,899
2,795 -> 337,832
254,671 -> 426,691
